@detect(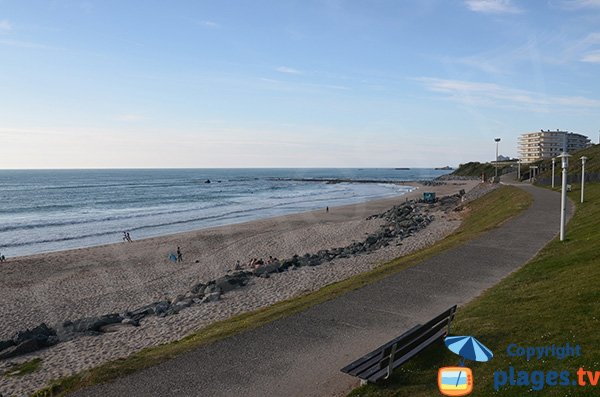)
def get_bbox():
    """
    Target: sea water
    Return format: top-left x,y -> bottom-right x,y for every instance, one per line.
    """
0,168 -> 450,257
